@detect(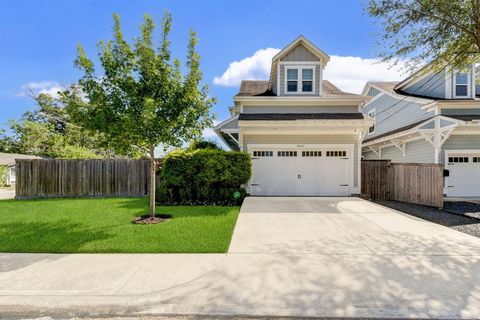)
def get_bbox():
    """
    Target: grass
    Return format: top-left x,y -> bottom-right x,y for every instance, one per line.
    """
0,197 -> 240,253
